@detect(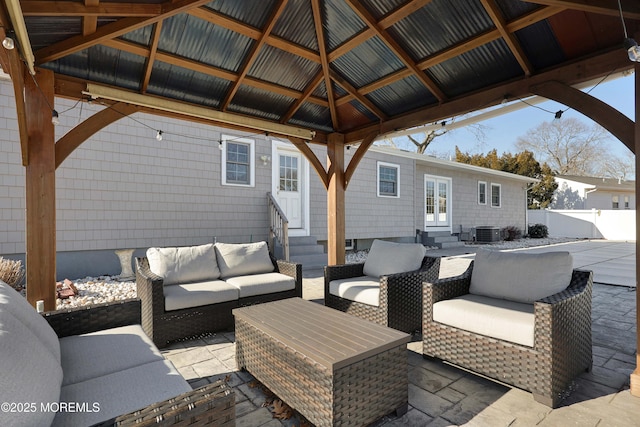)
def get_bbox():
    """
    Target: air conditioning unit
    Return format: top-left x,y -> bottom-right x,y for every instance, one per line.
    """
475,226 -> 501,242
